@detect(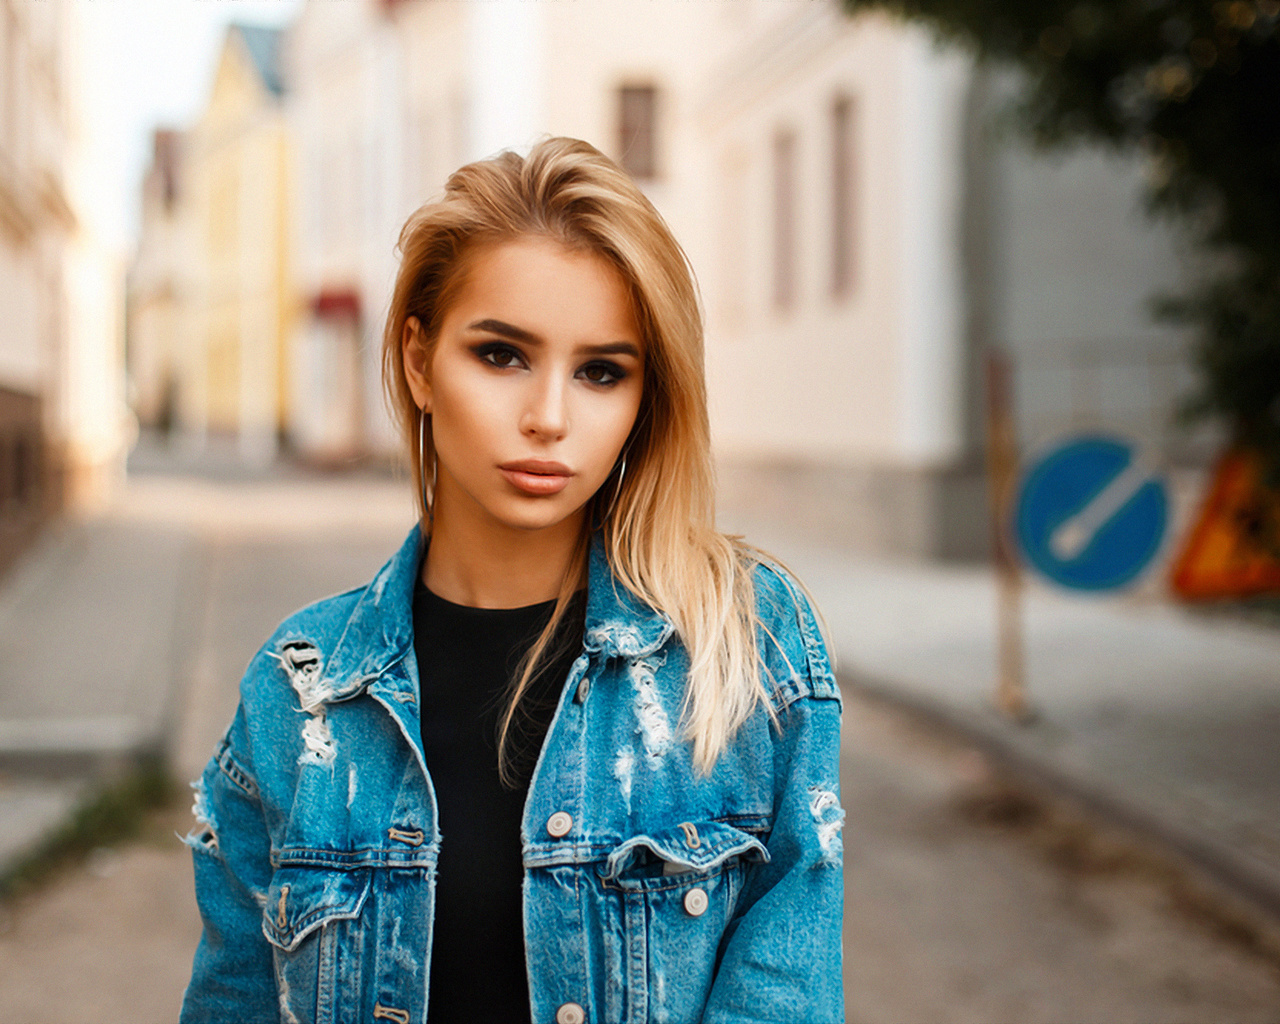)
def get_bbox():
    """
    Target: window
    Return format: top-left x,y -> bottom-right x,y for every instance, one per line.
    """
617,85 -> 658,180
830,94 -> 856,298
772,128 -> 797,311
